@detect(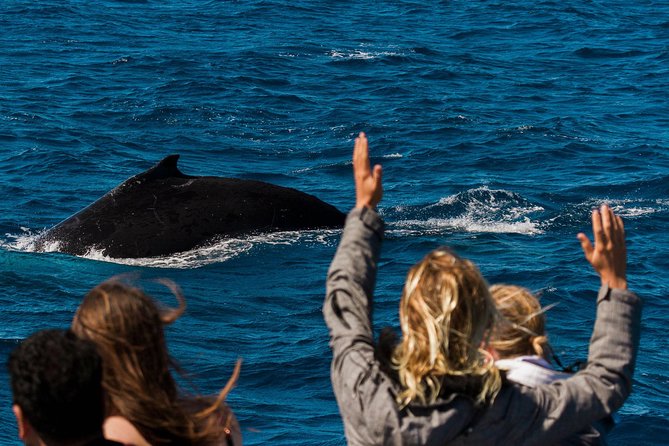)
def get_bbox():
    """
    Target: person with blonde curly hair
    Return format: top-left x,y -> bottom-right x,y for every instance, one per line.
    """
324,132 -> 641,445
392,246 -> 501,408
